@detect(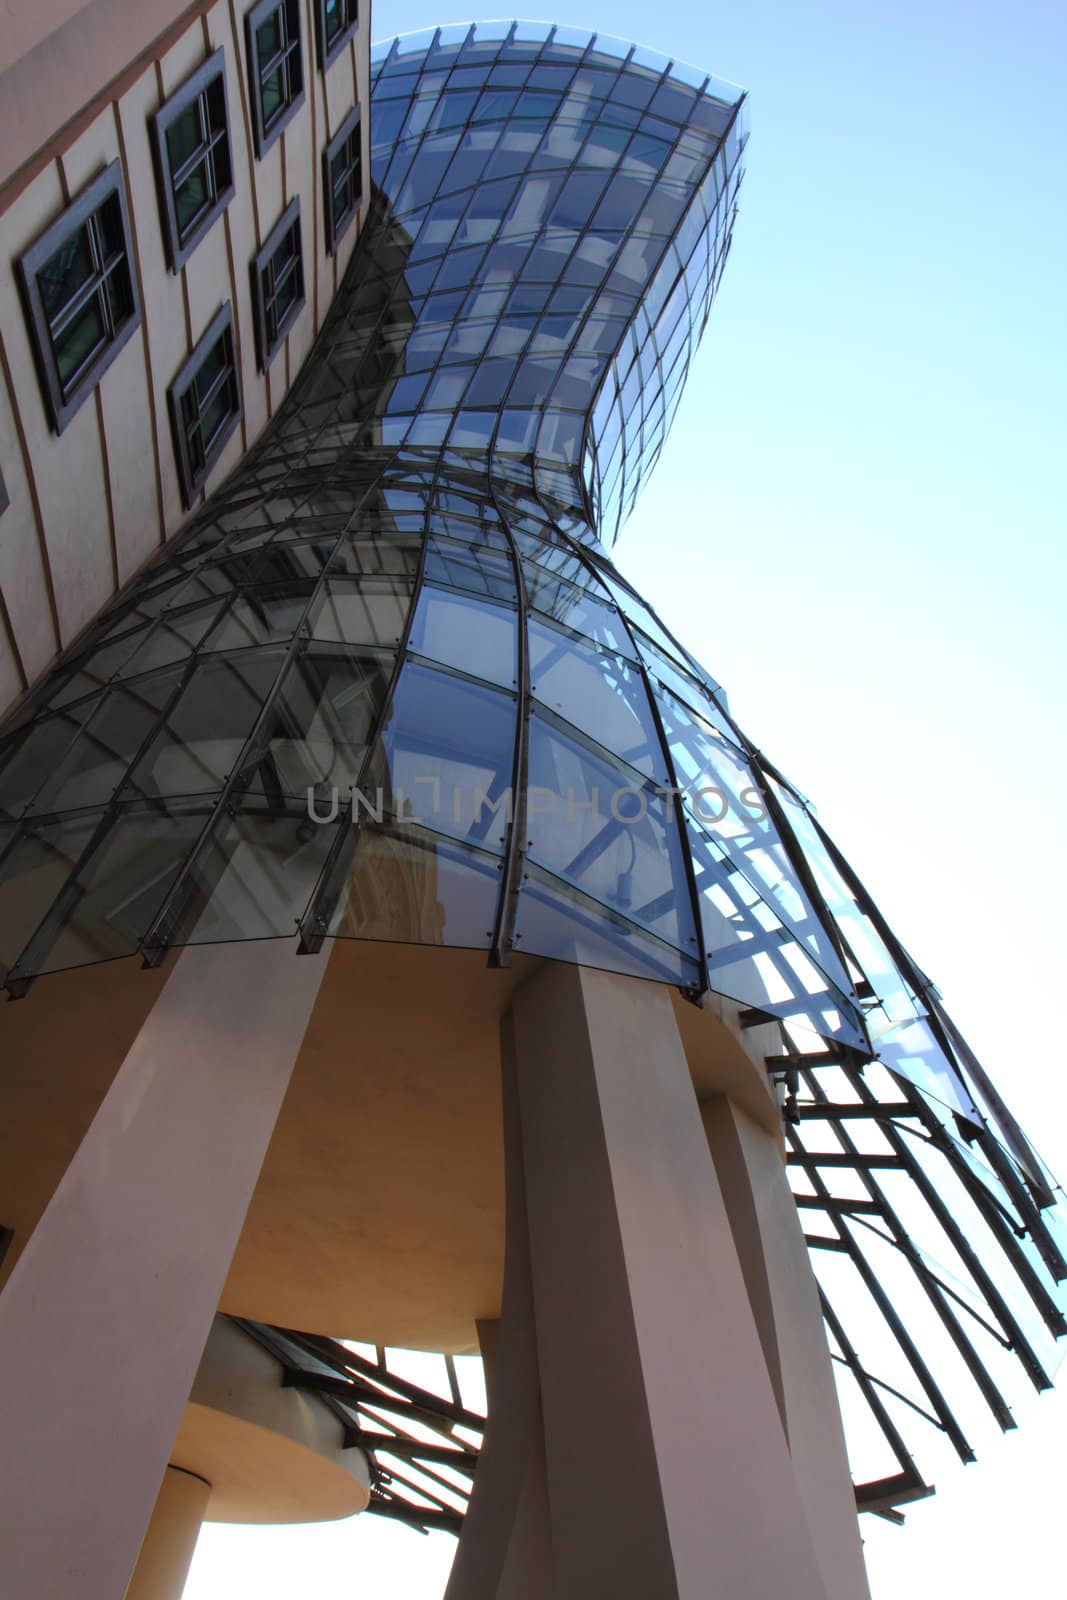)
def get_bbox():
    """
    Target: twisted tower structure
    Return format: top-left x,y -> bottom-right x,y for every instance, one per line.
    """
0,18 -> 1063,1600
